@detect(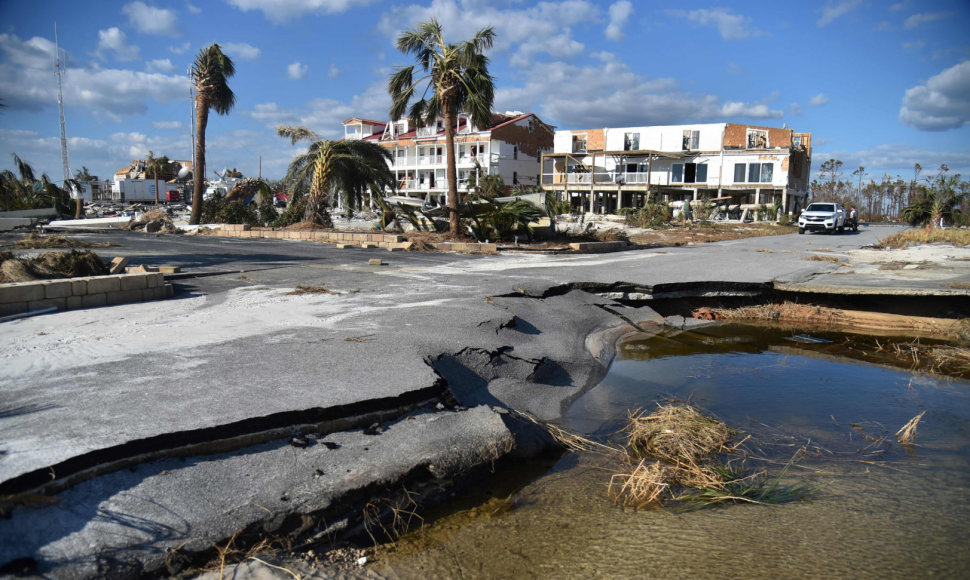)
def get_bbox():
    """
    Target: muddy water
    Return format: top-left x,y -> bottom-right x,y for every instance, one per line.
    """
364,324 -> 970,579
